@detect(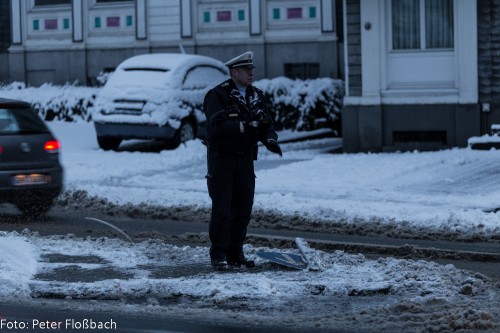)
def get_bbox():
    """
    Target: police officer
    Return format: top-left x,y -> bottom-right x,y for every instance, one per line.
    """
203,51 -> 282,270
